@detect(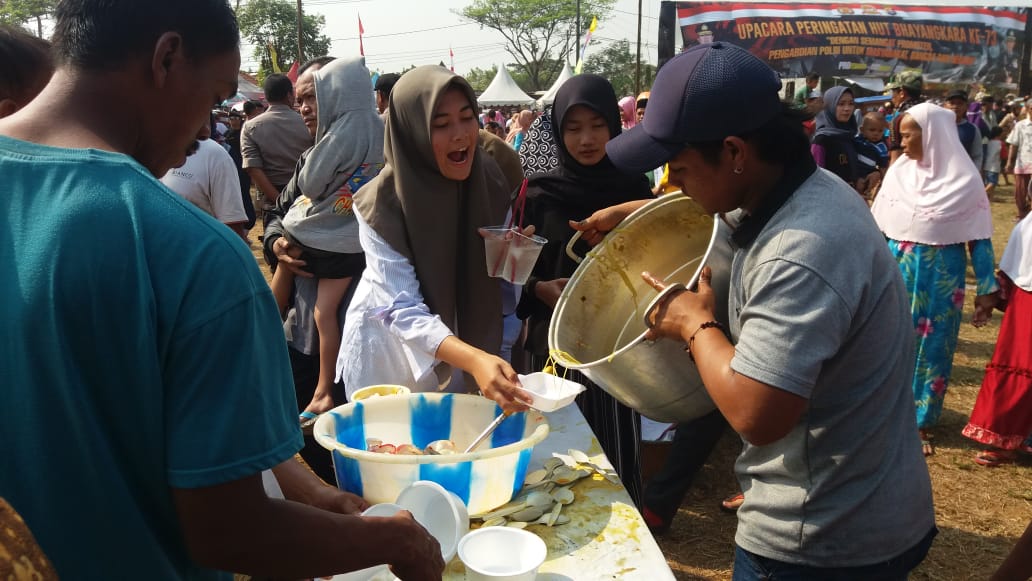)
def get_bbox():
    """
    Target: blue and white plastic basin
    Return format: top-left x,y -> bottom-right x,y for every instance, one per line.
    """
313,393 -> 549,515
